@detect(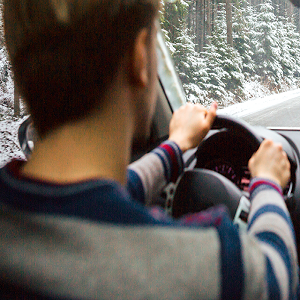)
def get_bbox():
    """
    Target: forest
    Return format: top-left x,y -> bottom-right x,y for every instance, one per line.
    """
0,0 -> 300,117
160,0 -> 300,107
